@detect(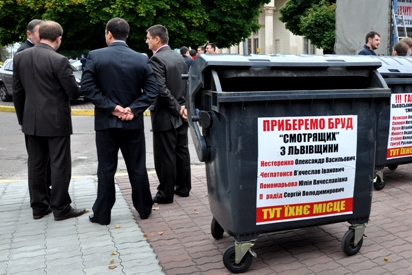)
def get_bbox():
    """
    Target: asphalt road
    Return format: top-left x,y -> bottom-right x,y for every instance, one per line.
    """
0,112 -> 97,179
